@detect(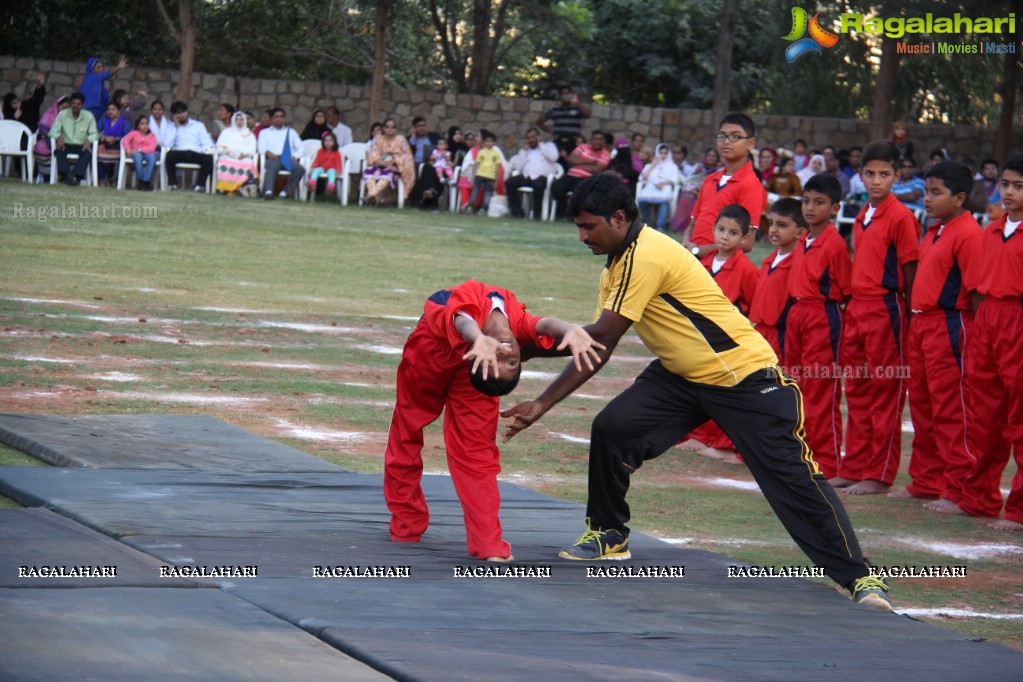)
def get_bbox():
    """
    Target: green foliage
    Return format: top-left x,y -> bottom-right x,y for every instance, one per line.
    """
1,0 -> 1017,125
